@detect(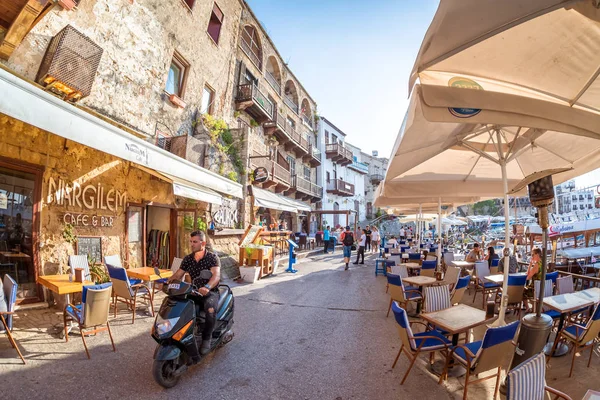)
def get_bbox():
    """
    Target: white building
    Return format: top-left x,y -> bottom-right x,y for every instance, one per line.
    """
555,180 -> 596,216
316,117 -> 361,229
362,151 -> 389,219
345,142 -> 368,225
